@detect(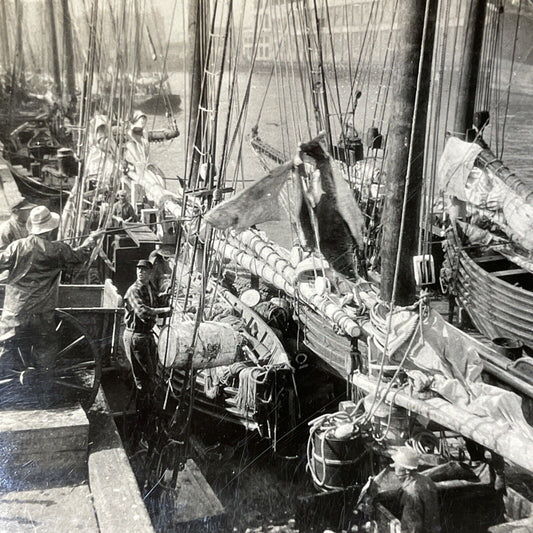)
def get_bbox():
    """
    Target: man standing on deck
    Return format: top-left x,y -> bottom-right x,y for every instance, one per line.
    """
122,259 -> 170,443
0,206 -> 100,373
0,198 -> 36,249
393,447 -> 441,533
